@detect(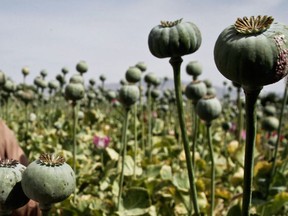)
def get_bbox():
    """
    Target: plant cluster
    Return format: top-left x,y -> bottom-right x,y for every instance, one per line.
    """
0,16 -> 288,216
